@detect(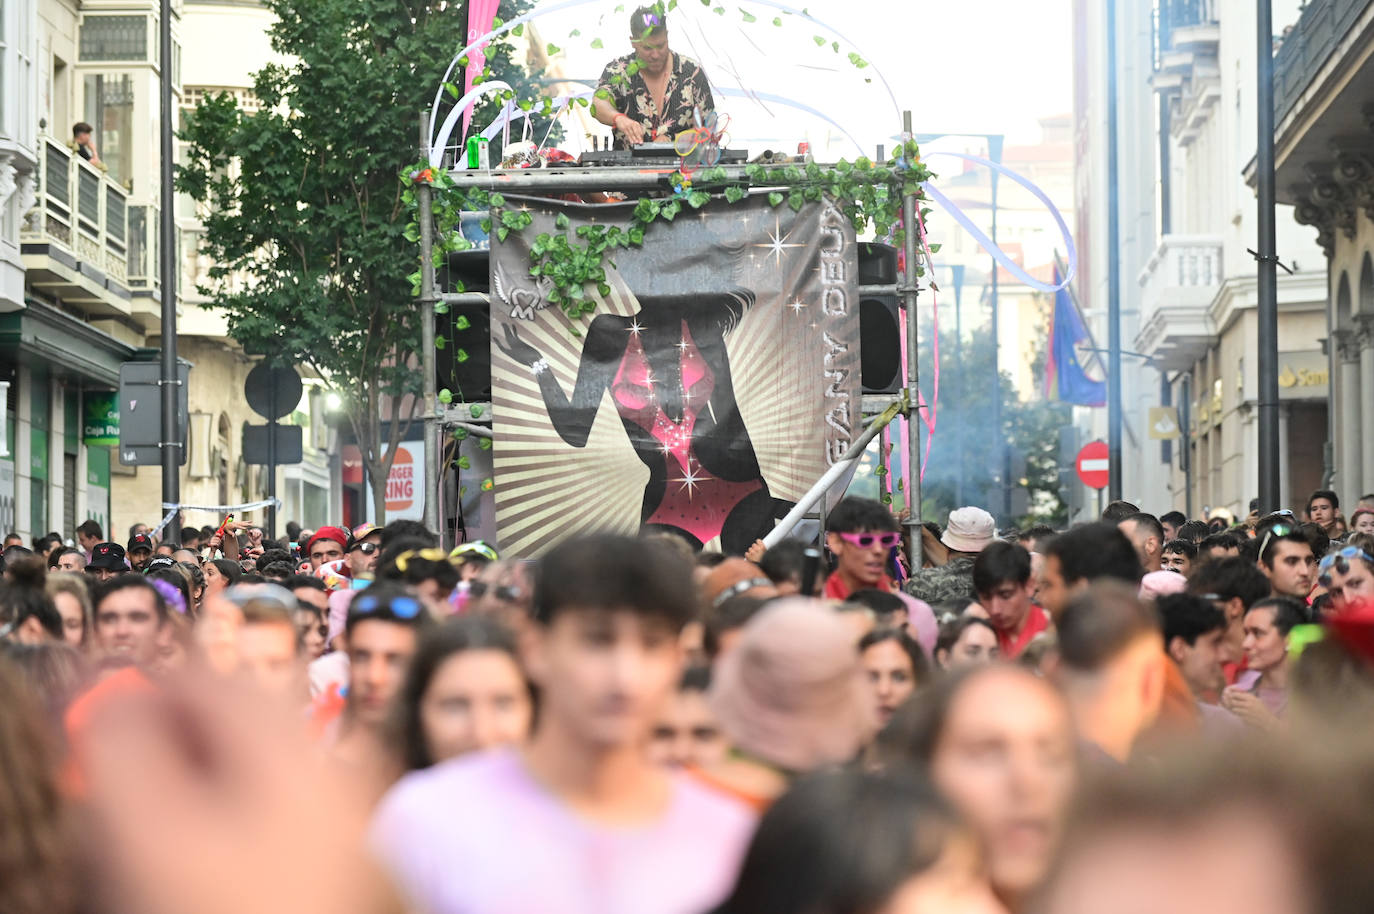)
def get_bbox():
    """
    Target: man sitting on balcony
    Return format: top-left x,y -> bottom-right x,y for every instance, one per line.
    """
72,122 -> 102,167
